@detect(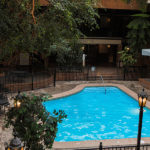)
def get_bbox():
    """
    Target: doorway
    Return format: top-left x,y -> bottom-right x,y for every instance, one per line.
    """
85,44 -> 118,67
